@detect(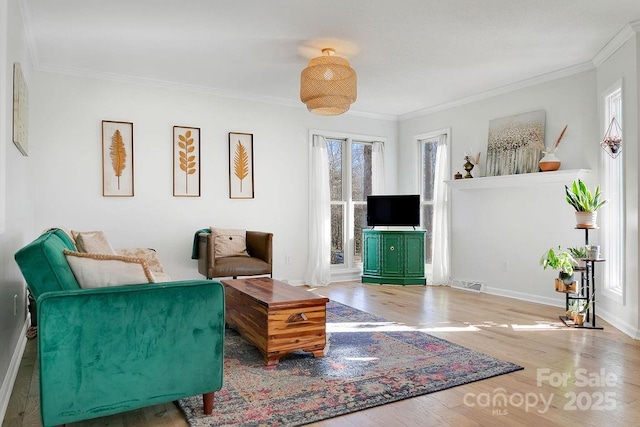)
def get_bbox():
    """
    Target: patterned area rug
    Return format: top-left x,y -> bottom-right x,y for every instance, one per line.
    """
178,301 -> 523,426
